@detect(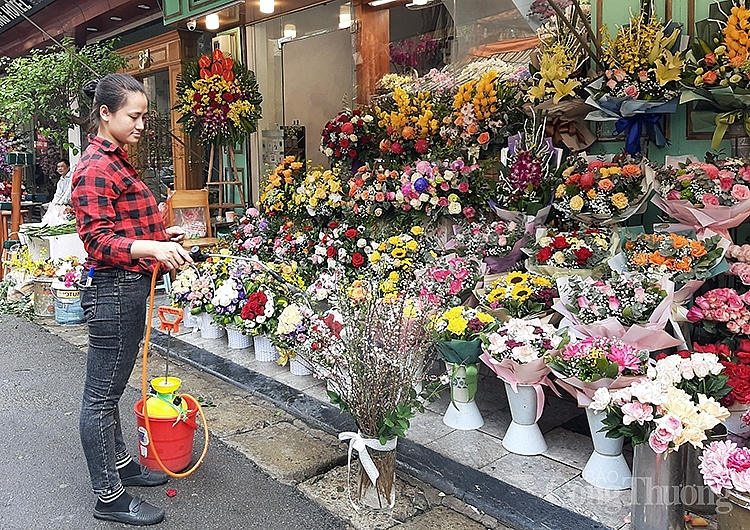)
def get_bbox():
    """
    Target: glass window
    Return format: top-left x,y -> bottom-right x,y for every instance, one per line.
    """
135,70 -> 174,201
